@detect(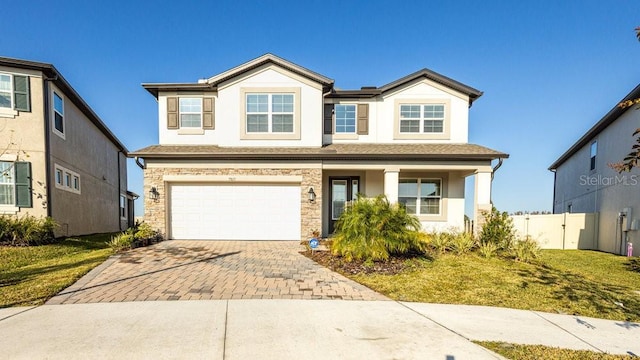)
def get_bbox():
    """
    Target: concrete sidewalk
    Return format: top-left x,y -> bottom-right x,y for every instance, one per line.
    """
1,301 -> 638,359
